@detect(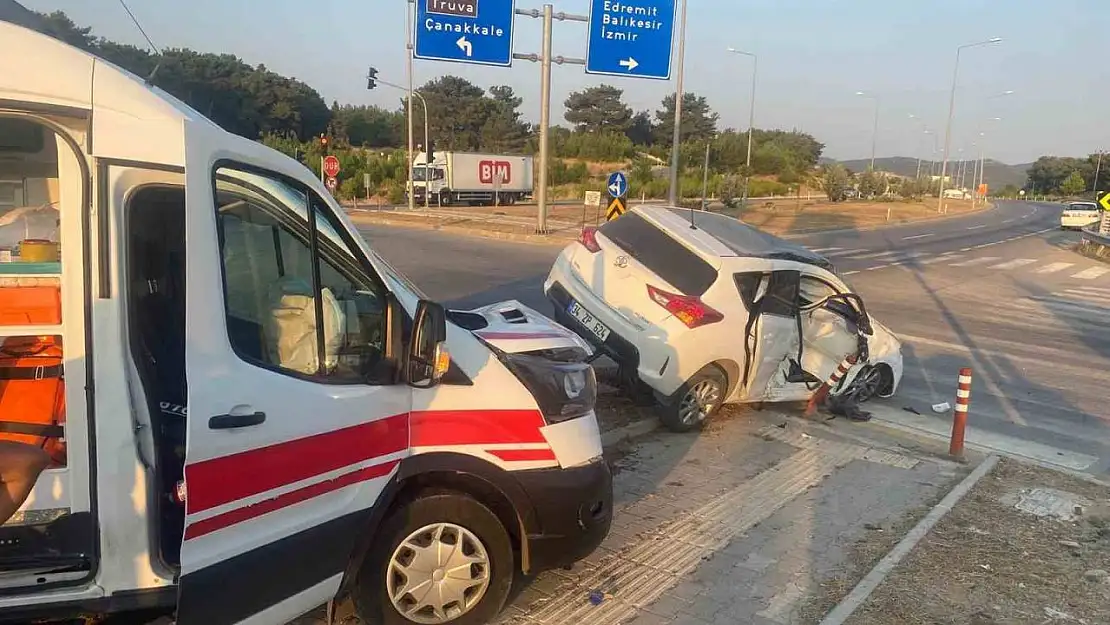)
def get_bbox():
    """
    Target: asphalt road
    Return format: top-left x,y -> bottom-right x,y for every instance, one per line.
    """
359,200 -> 1110,475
